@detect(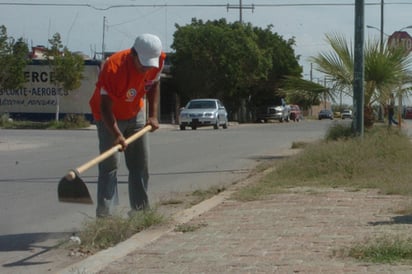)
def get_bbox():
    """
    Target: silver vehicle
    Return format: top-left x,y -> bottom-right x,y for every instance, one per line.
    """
341,109 -> 353,119
179,98 -> 228,130
257,105 -> 290,123
268,105 -> 290,122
